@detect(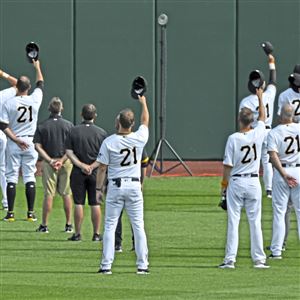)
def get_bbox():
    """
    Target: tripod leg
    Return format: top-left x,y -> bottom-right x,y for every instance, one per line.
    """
149,139 -> 163,177
163,139 -> 193,176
